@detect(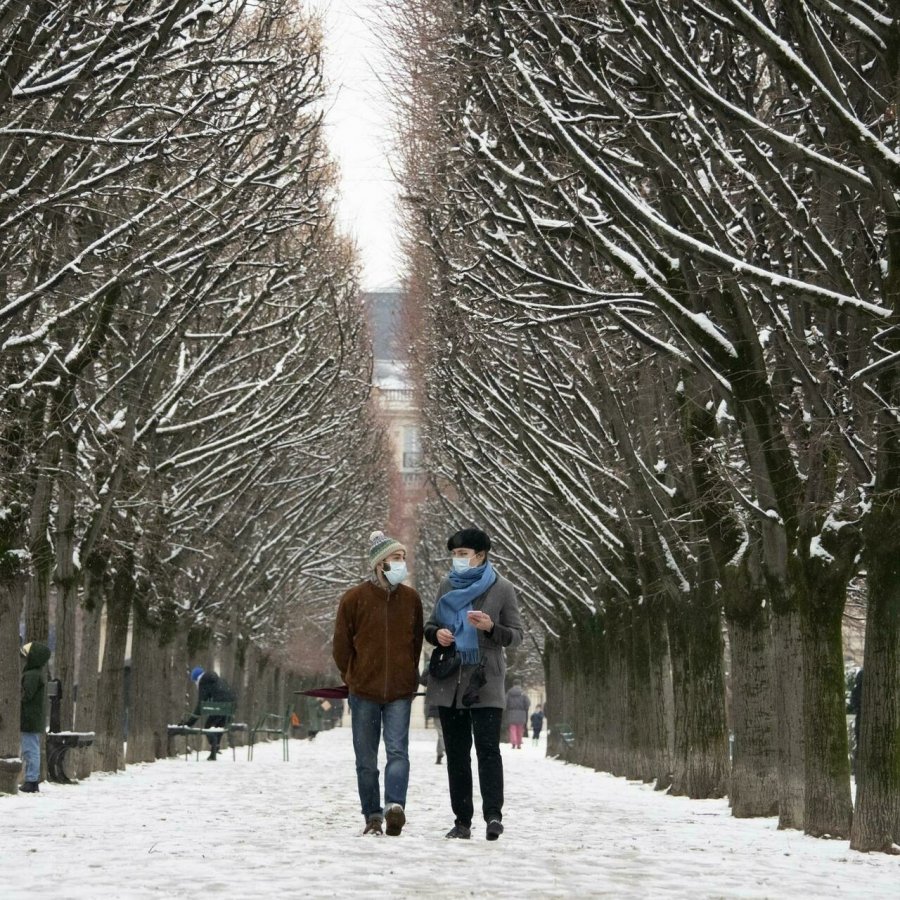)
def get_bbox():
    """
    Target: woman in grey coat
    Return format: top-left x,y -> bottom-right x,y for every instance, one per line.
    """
424,528 -> 523,841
